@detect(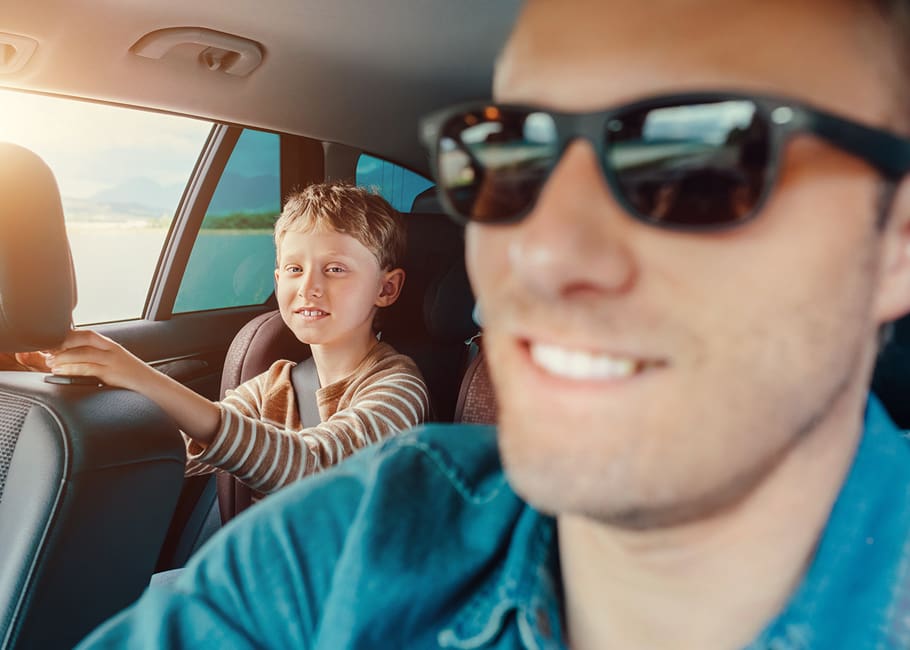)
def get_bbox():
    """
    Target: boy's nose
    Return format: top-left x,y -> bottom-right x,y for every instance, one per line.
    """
298,273 -> 322,298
